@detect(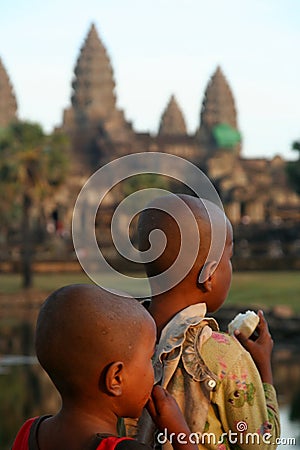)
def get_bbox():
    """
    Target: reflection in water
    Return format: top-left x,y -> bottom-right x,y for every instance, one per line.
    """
278,407 -> 300,449
0,304 -> 61,449
0,307 -> 299,449
0,361 -> 60,449
1,362 -> 299,450
0,355 -> 37,369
